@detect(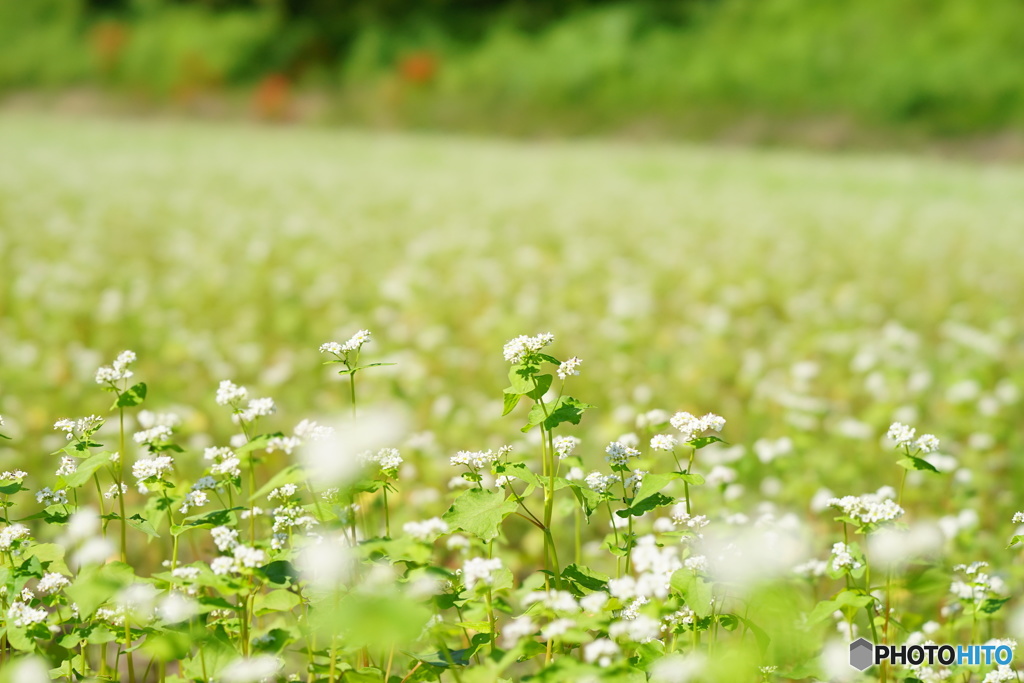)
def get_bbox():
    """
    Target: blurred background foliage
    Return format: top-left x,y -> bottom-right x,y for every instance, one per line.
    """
3,0 -> 1024,141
